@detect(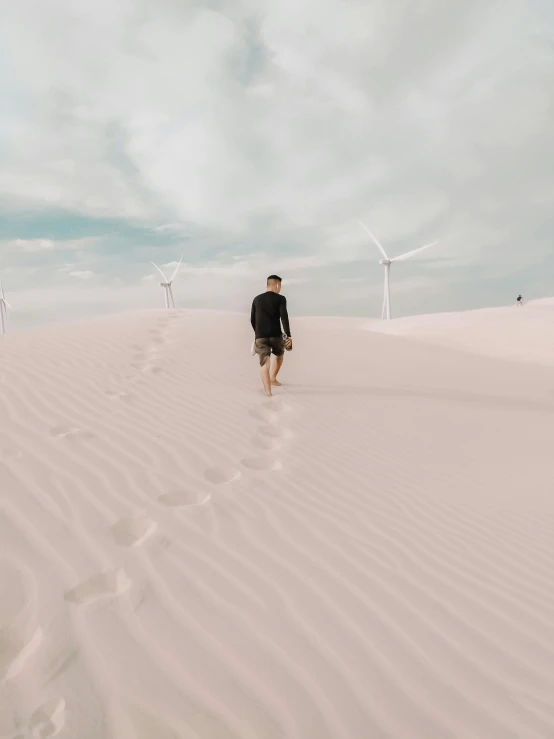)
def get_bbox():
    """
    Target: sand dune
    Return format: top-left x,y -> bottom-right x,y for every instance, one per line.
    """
0,307 -> 553,738
366,298 -> 554,367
